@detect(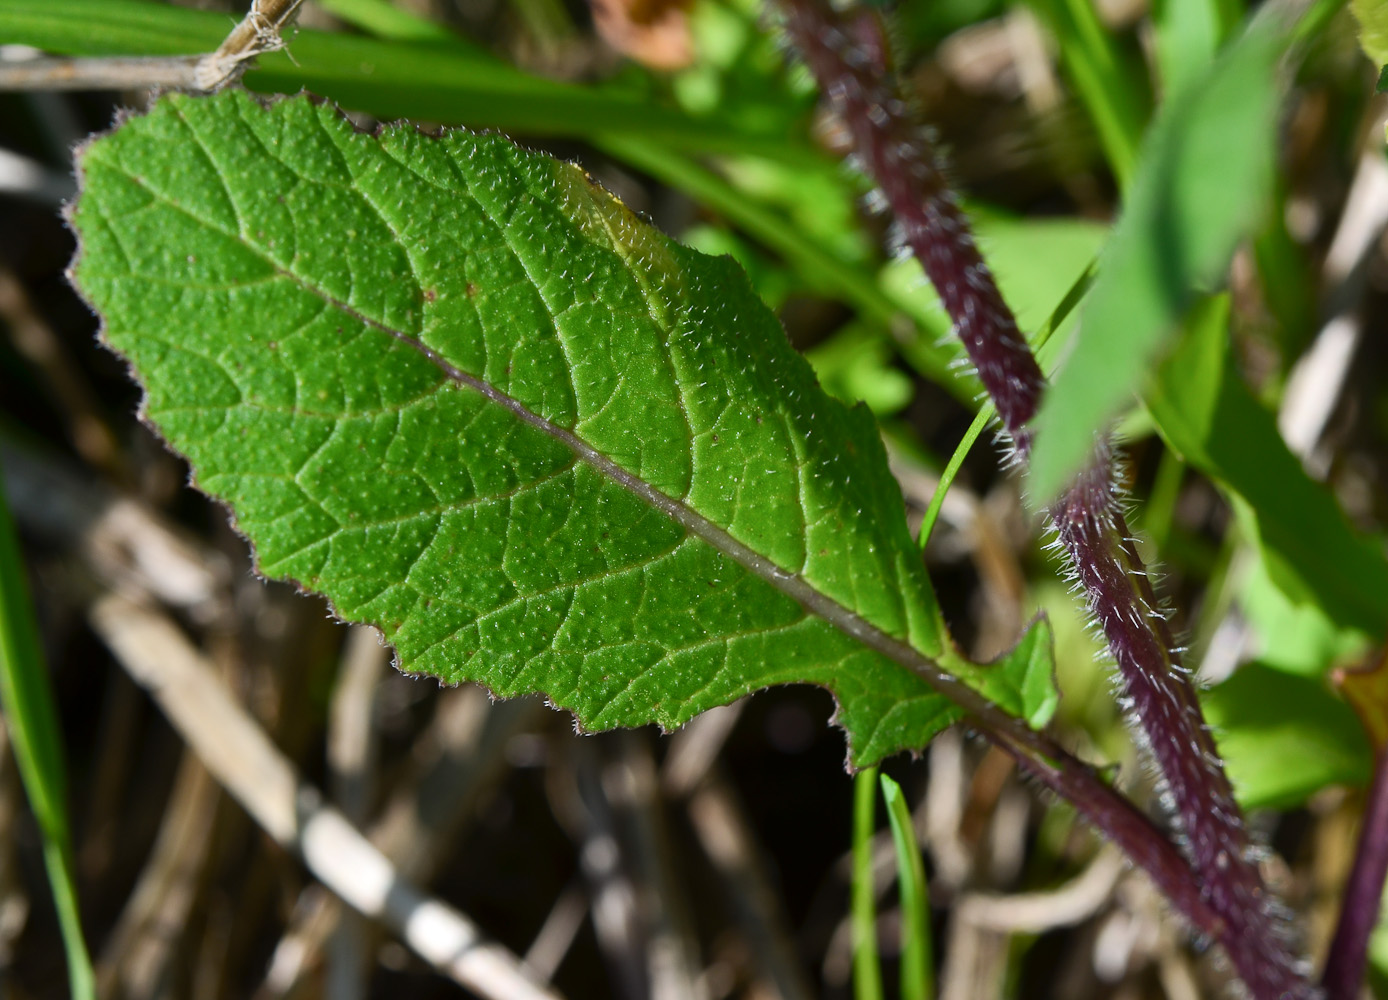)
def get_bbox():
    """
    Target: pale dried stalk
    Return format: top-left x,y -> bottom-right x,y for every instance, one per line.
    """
89,594 -> 561,1000
0,0 -> 303,93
